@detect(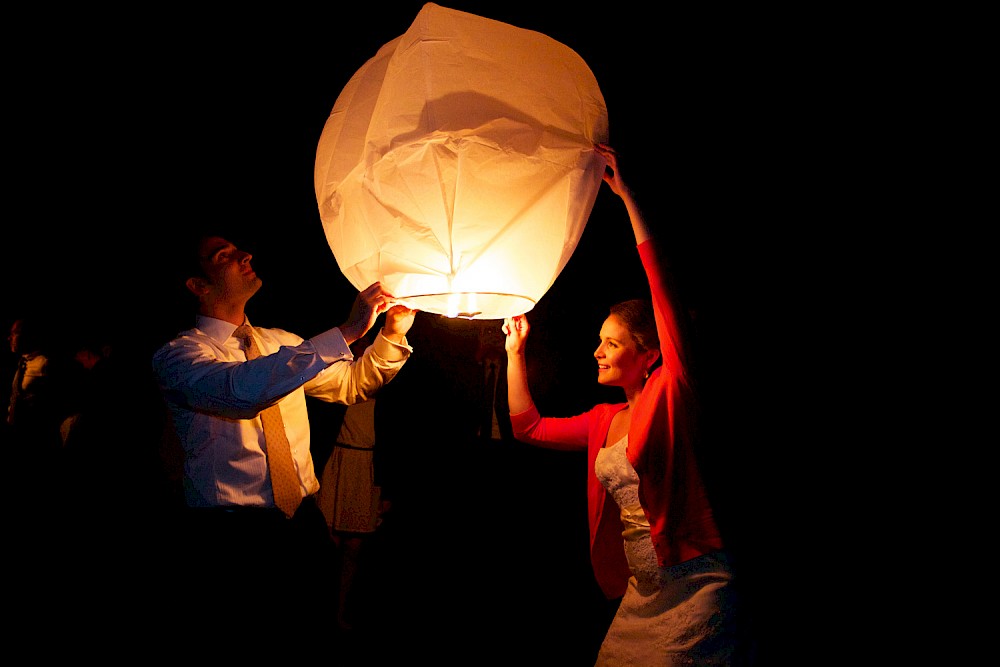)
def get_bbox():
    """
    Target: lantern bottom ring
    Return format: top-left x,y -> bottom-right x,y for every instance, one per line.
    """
391,291 -> 538,321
